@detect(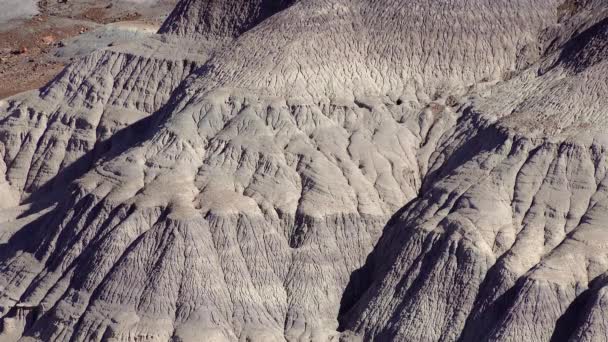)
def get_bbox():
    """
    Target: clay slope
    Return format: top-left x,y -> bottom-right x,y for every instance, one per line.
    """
158,0 -> 296,39
0,0 -> 605,341
341,1 -> 608,341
